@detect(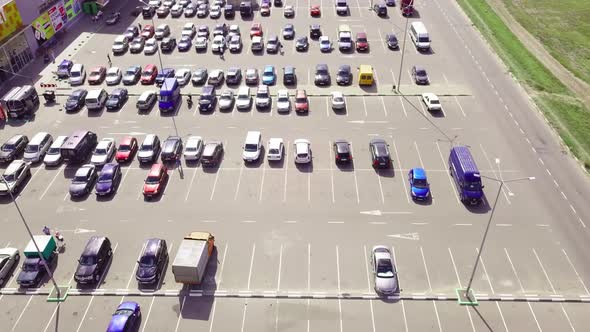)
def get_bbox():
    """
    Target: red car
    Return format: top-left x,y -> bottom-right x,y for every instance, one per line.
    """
356,32 -> 369,52
295,89 -> 309,113
141,25 -> 155,39
141,64 -> 158,85
88,66 -> 106,85
310,5 -> 321,17
250,23 -> 262,38
116,136 -> 138,163
143,163 -> 168,199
